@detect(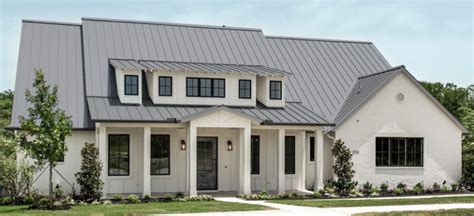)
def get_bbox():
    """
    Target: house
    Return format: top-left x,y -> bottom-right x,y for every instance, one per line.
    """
9,18 -> 468,197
